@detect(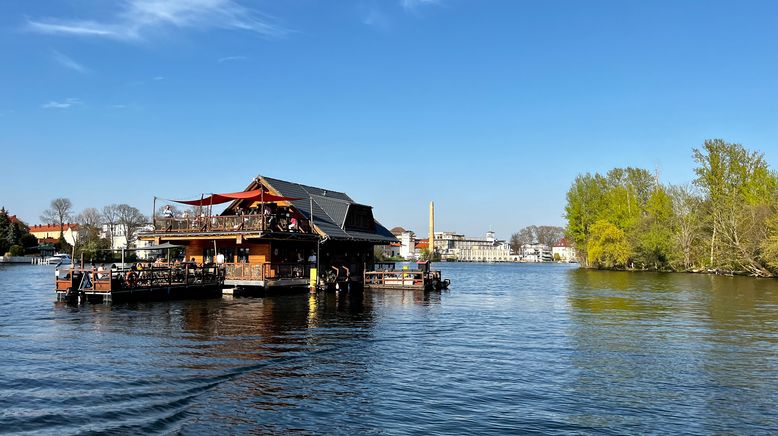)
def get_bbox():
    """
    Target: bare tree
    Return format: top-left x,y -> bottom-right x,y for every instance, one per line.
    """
536,225 -> 565,247
40,198 -> 73,237
102,204 -> 120,246
510,226 -> 536,253
116,204 -> 148,248
76,208 -> 103,244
